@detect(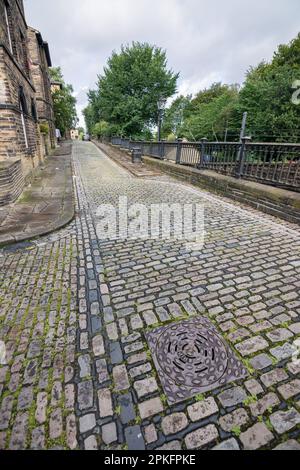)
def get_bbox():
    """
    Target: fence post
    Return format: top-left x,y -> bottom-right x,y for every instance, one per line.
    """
236,136 -> 251,178
160,139 -> 166,160
199,138 -> 208,168
176,139 -> 183,164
